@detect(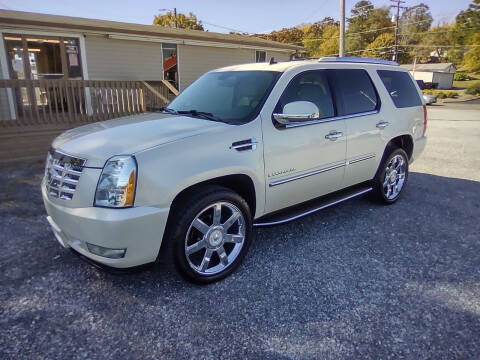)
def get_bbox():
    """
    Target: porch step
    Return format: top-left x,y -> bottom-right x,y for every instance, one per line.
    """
253,183 -> 373,227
